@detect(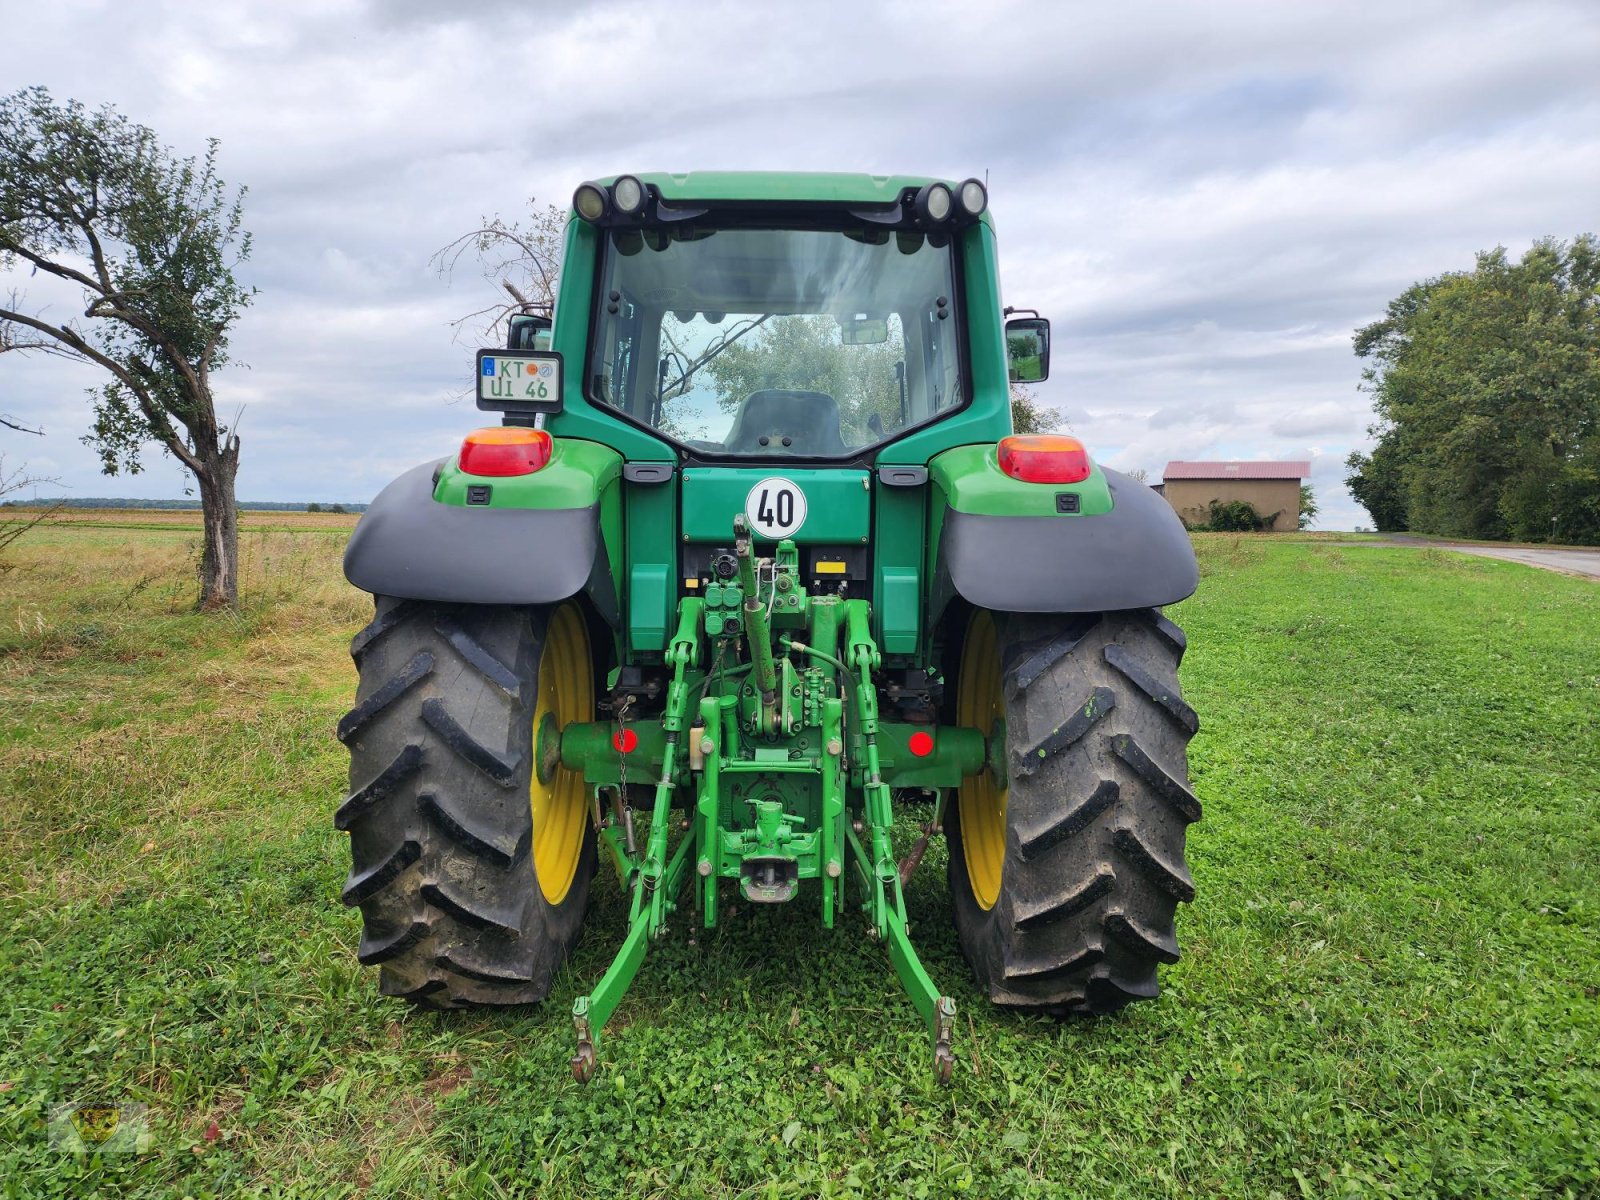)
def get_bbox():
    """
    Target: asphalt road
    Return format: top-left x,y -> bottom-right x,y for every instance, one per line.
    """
1383,535 -> 1600,579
